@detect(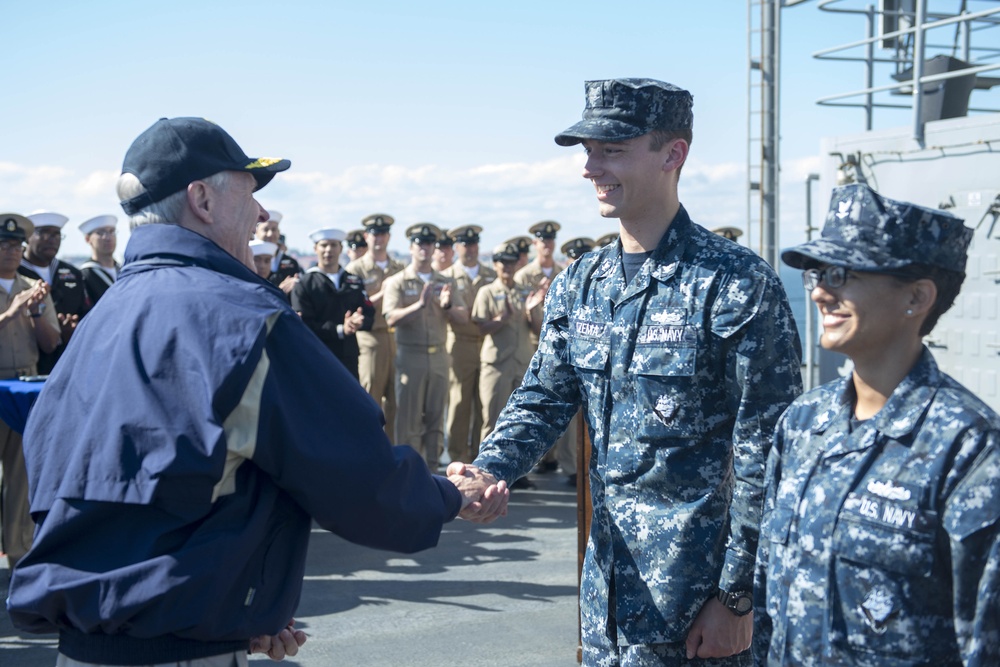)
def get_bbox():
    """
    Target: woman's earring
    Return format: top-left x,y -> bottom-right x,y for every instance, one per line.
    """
906,308 -> 914,316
